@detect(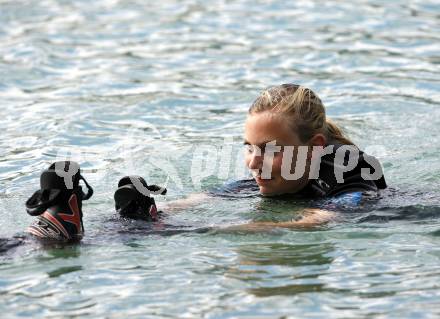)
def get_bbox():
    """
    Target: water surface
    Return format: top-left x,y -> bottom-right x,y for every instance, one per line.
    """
1,0 -> 440,317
